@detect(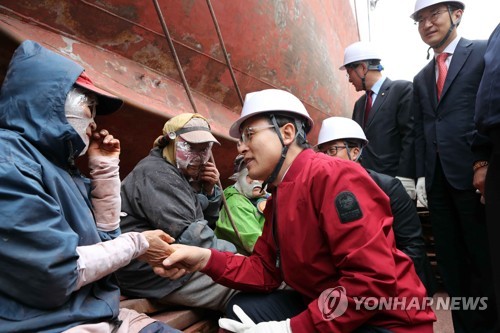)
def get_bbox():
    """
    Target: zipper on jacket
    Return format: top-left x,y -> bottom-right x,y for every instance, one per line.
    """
272,190 -> 280,269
